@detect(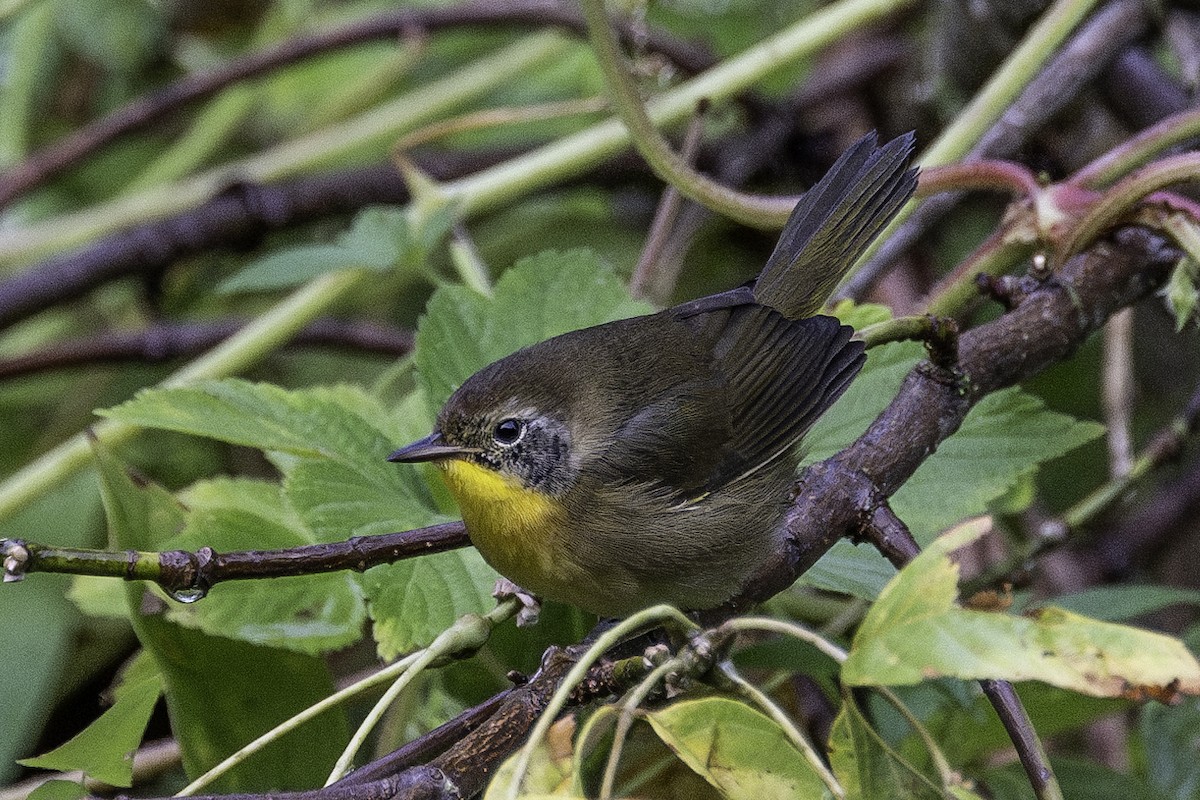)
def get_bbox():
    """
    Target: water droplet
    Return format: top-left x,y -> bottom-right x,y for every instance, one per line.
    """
168,586 -> 207,604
